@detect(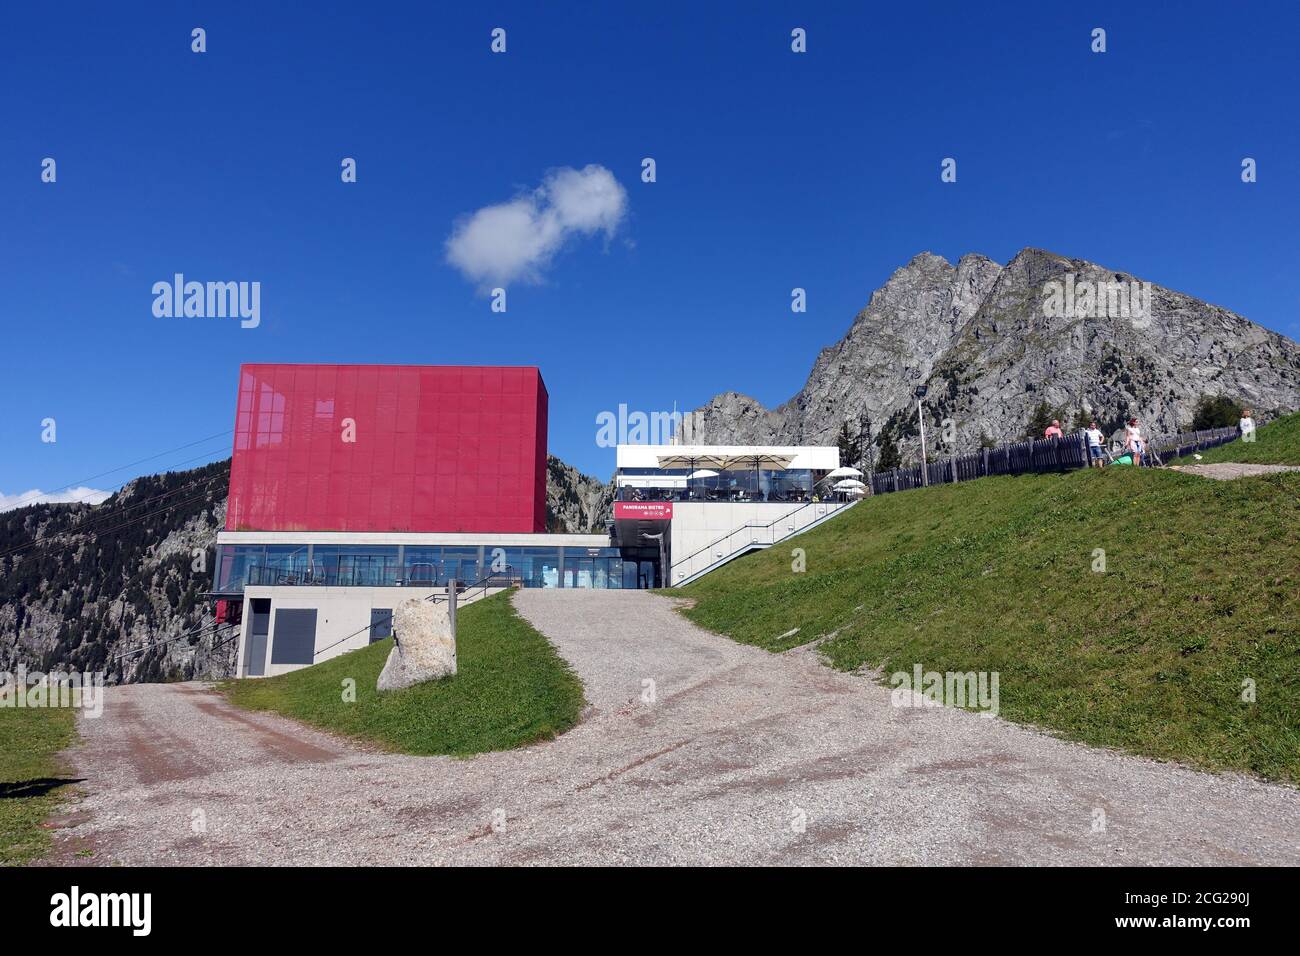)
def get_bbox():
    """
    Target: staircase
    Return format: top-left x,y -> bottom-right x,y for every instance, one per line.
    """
670,499 -> 857,587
